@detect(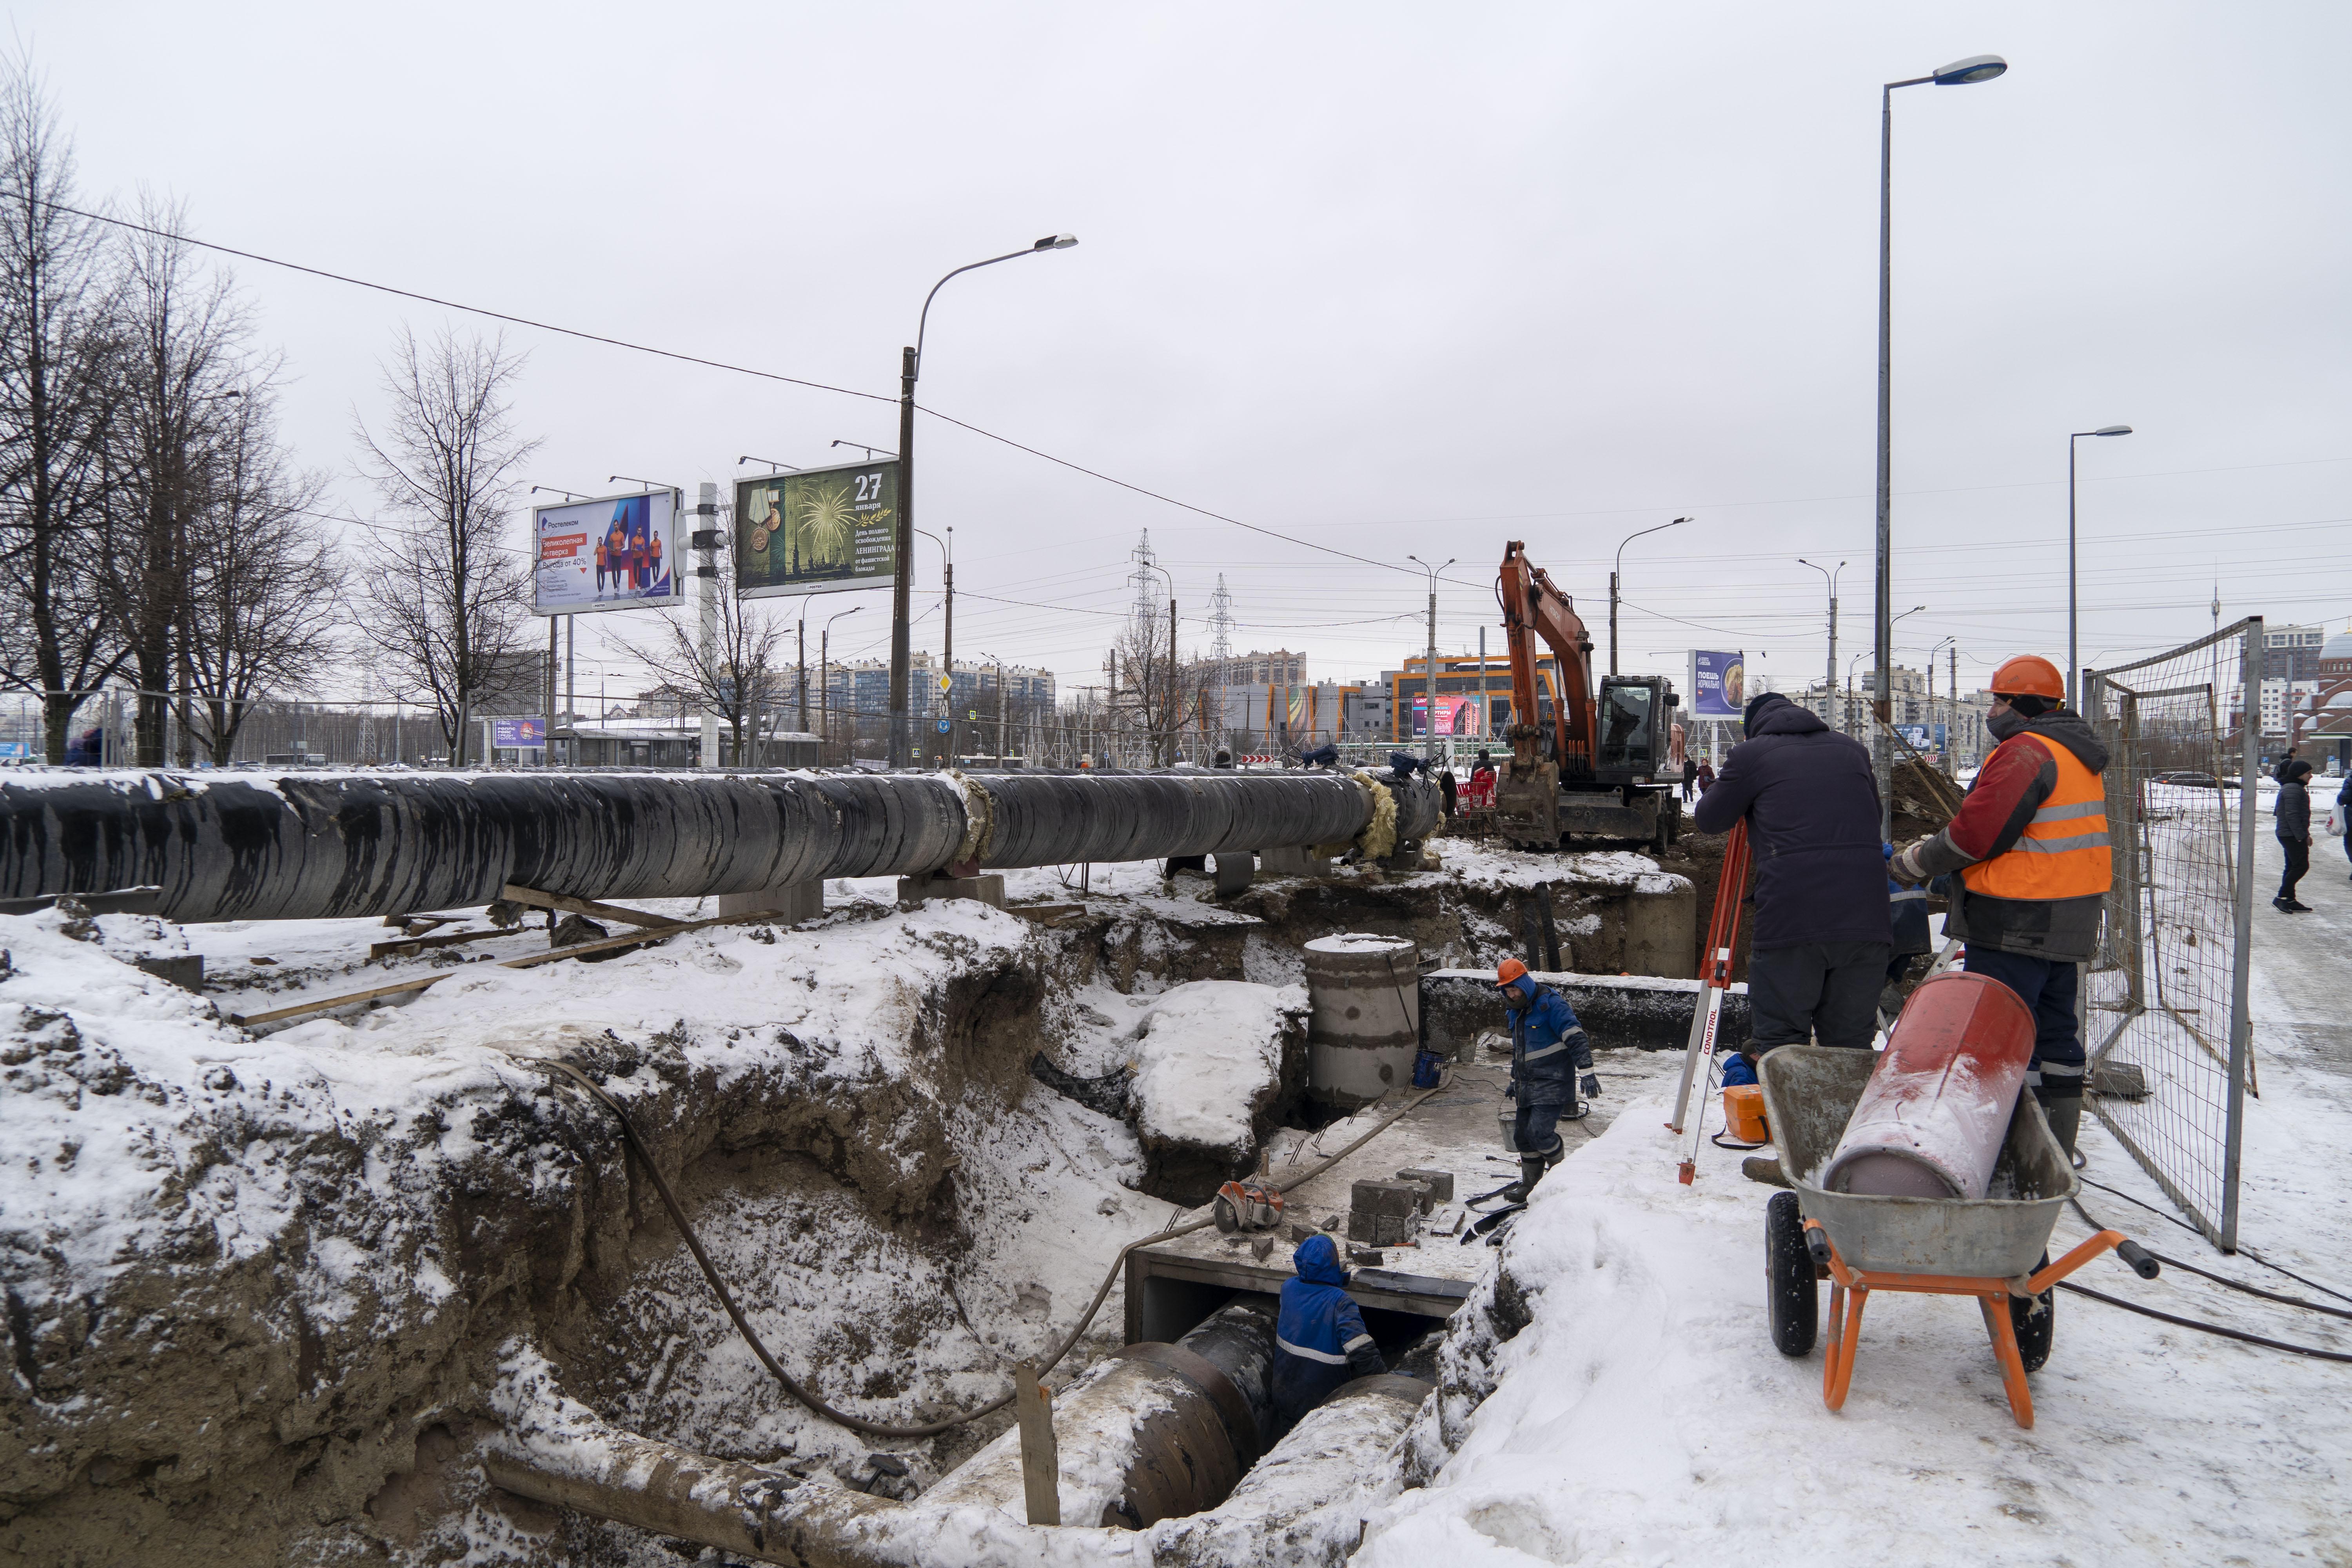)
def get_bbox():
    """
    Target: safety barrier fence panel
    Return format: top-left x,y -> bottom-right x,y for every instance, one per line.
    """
2081,618 -> 2261,1251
